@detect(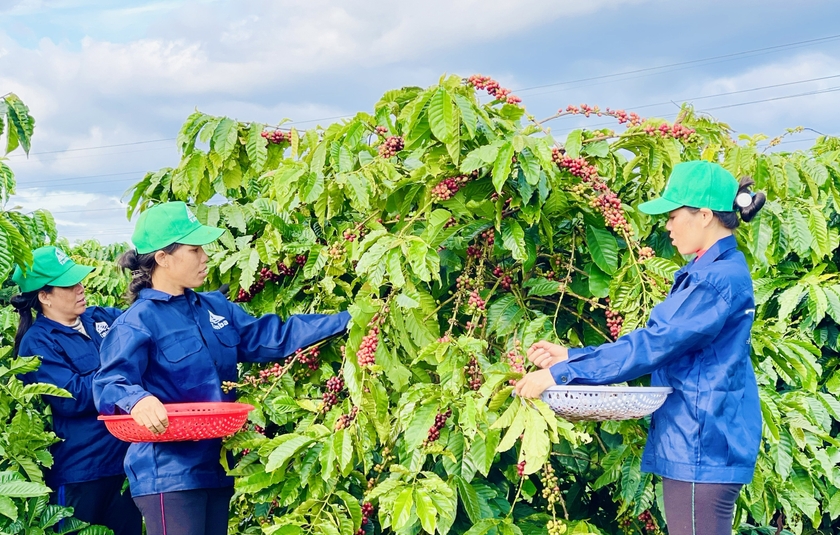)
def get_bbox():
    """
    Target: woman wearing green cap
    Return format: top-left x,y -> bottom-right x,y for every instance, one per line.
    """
515,161 -> 766,535
11,246 -> 142,535
92,201 -> 351,535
